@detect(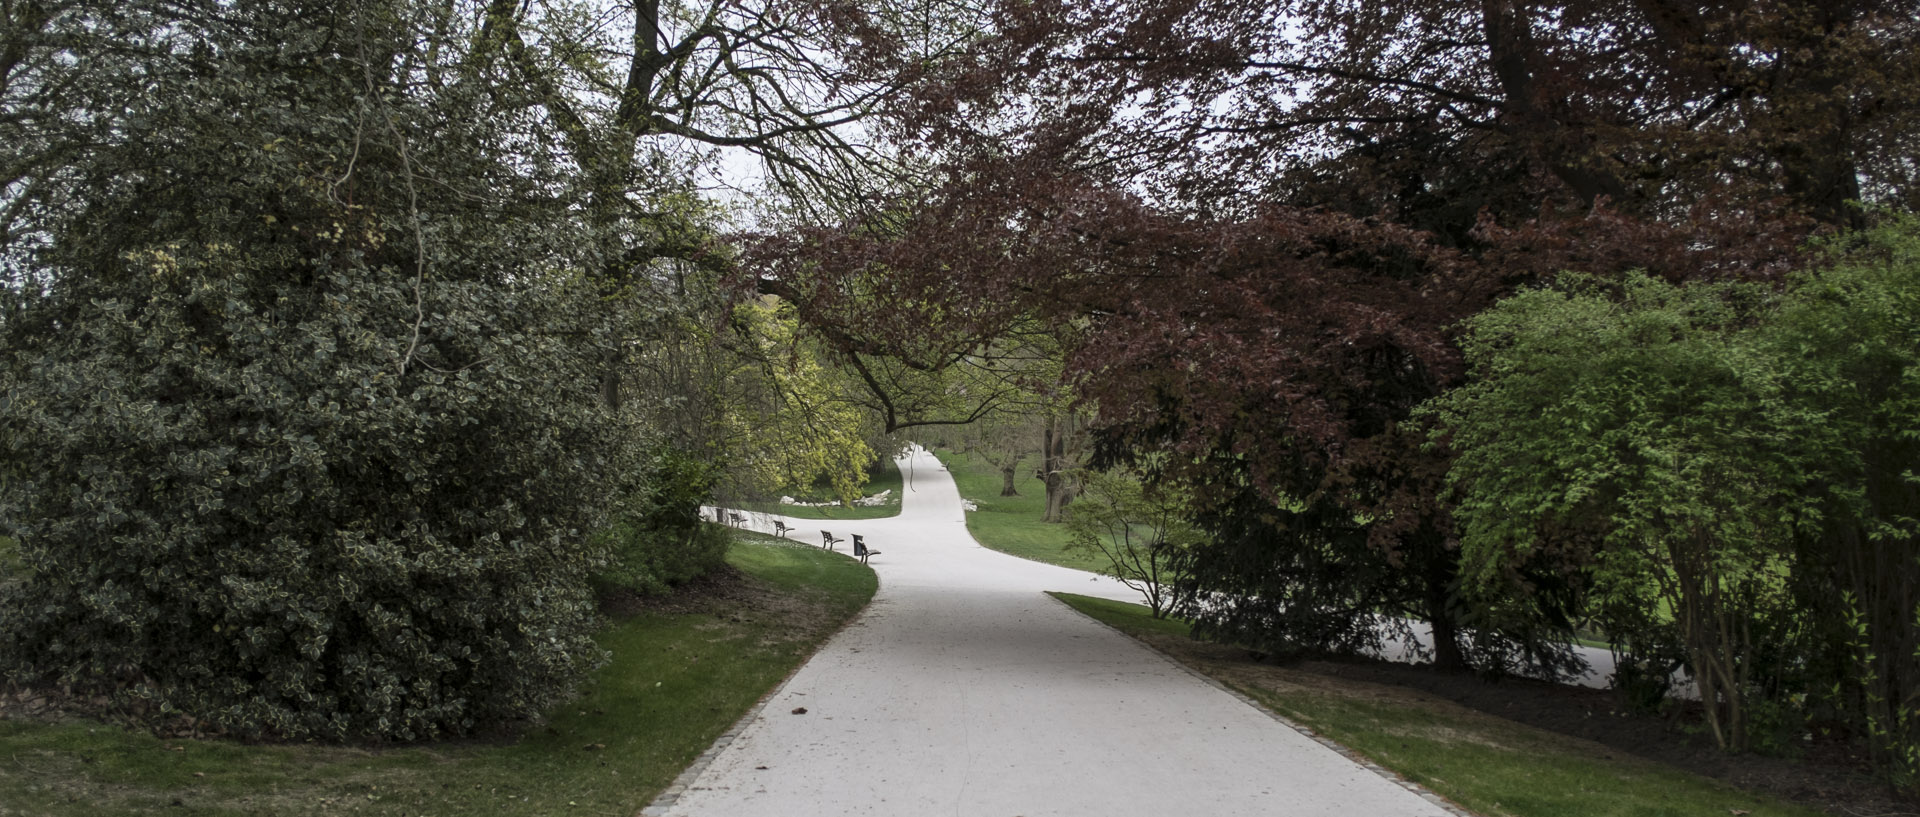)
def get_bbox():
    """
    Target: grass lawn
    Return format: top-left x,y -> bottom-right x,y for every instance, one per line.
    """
1049,592 -> 1824,817
740,458 -> 904,521
934,448 -> 1108,573
0,531 -> 875,817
